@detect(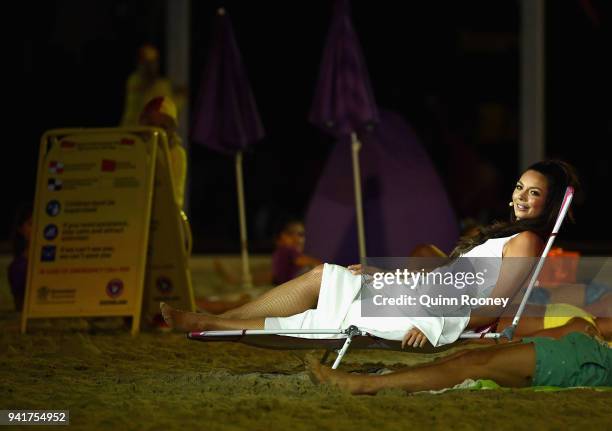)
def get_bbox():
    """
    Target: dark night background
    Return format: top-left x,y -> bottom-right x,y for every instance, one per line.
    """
6,0 -> 612,255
